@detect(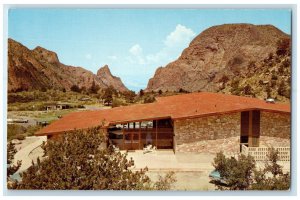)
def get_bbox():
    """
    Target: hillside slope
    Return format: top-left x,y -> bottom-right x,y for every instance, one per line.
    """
146,24 -> 291,102
8,39 -> 128,92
